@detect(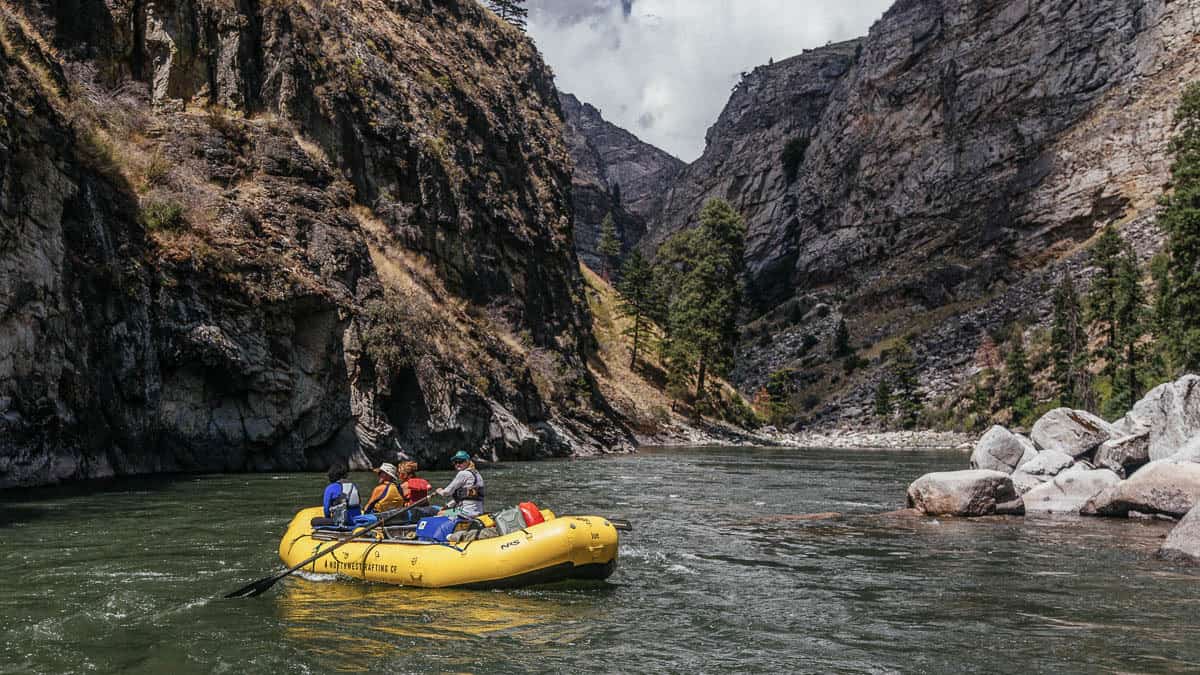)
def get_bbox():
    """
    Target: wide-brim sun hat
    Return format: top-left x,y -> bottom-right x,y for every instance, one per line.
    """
451,450 -> 471,463
374,462 -> 400,481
